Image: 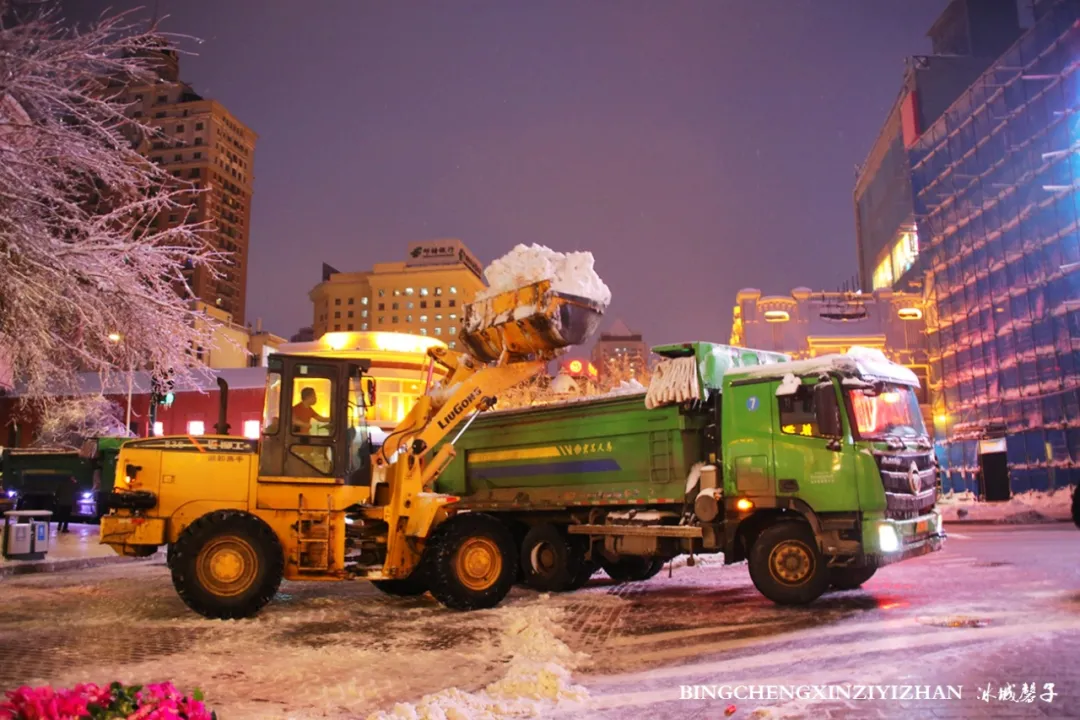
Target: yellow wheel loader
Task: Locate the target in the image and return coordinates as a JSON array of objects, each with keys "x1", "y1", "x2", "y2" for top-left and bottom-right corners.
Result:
[{"x1": 99, "y1": 280, "x2": 604, "y2": 619}]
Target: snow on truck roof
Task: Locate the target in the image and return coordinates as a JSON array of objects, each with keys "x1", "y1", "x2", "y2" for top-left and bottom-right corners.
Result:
[{"x1": 725, "y1": 347, "x2": 920, "y2": 387}]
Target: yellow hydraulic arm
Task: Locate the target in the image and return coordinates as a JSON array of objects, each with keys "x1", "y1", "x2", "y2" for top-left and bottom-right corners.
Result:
[{"x1": 364, "y1": 279, "x2": 606, "y2": 580}]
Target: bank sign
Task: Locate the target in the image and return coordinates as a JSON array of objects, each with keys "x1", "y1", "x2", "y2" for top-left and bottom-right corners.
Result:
[{"x1": 406, "y1": 240, "x2": 484, "y2": 279}]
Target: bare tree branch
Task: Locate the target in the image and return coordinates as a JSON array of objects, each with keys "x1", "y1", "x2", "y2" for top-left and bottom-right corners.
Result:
[{"x1": 0, "y1": 0, "x2": 223, "y2": 420}]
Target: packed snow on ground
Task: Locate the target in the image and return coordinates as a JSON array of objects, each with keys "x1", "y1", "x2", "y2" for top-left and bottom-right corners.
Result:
[
  {"x1": 366, "y1": 602, "x2": 588, "y2": 720},
  {"x1": 474, "y1": 244, "x2": 611, "y2": 307},
  {"x1": 937, "y1": 487, "x2": 1075, "y2": 522}
]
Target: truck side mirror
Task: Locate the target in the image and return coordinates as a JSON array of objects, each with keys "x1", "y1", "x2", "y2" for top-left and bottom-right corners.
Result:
[{"x1": 814, "y1": 382, "x2": 843, "y2": 440}]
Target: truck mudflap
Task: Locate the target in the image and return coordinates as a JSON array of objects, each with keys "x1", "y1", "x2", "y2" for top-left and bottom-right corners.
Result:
[{"x1": 863, "y1": 510, "x2": 945, "y2": 568}]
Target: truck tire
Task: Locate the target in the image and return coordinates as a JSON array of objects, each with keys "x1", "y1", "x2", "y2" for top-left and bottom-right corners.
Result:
[
  {"x1": 372, "y1": 569, "x2": 429, "y2": 597},
  {"x1": 169, "y1": 511, "x2": 284, "y2": 620},
  {"x1": 748, "y1": 521, "x2": 828, "y2": 606},
  {"x1": 600, "y1": 555, "x2": 665, "y2": 583},
  {"x1": 520, "y1": 524, "x2": 587, "y2": 592},
  {"x1": 424, "y1": 513, "x2": 517, "y2": 611},
  {"x1": 829, "y1": 565, "x2": 877, "y2": 590},
  {"x1": 565, "y1": 557, "x2": 597, "y2": 591}
]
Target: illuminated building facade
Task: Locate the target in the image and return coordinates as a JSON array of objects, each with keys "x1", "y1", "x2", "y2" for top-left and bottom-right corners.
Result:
[
  {"x1": 591, "y1": 319, "x2": 648, "y2": 380},
  {"x1": 731, "y1": 287, "x2": 931, "y2": 421},
  {"x1": 854, "y1": 0, "x2": 1021, "y2": 295},
  {"x1": 909, "y1": 0, "x2": 1080, "y2": 495},
  {"x1": 309, "y1": 239, "x2": 486, "y2": 345}
]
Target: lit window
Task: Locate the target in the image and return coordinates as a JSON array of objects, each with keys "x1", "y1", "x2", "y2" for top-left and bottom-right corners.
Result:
[
  {"x1": 420, "y1": 315, "x2": 428, "y2": 322},
  {"x1": 449, "y1": 342, "x2": 456, "y2": 349},
  {"x1": 435, "y1": 287, "x2": 443, "y2": 296},
  {"x1": 435, "y1": 327, "x2": 442, "y2": 335},
  {"x1": 393, "y1": 289, "x2": 401, "y2": 296},
  {"x1": 362, "y1": 297, "x2": 369, "y2": 305},
  {"x1": 420, "y1": 328, "x2": 428, "y2": 335},
  {"x1": 152, "y1": 422, "x2": 164, "y2": 436},
  {"x1": 187, "y1": 420, "x2": 205, "y2": 436},
  {"x1": 405, "y1": 287, "x2": 414, "y2": 295},
  {"x1": 420, "y1": 288, "x2": 429, "y2": 296},
  {"x1": 450, "y1": 286, "x2": 457, "y2": 294},
  {"x1": 406, "y1": 315, "x2": 413, "y2": 323},
  {"x1": 435, "y1": 314, "x2": 443, "y2": 321},
  {"x1": 449, "y1": 313, "x2": 457, "y2": 320},
  {"x1": 361, "y1": 310, "x2": 368, "y2": 318},
  {"x1": 362, "y1": 322, "x2": 368, "y2": 330},
  {"x1": 407, "y1": 301, "x2": 414, "y2": 309},
  {"x1": 243, "y1": 420, "x2": 260, "y2": 439},
  {"x1": 378, "y1": 289, "x2": 385, "y2": 297}
]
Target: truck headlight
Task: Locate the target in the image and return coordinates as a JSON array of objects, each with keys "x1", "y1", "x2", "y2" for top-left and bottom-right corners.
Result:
[
  {"x1": 878, "y1": 524, "x2": 900, "y2": 553},
  {"x1": 81, "y1": 492, "x2": 94, "y2": 501},
  {"x1": 6, "y1": 490, "x2": 15, "y2": 498}
]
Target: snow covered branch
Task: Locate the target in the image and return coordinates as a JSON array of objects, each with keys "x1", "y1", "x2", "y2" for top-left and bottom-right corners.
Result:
[
  {"x1": 0, "y1": 0, "x2": 223, "y2": 411},
  {"x1": 32, "y1": 393, "x2": 132, "y2": 448}
]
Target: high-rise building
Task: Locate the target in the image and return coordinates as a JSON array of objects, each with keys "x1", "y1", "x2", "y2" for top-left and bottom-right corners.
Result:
[
  {"x1": 309, "y1": 239, "x2": 487, "y2": 347},
  {"x1": 591, "y1": 319, "x2": 648, "y2": 379},
  {"x1": 121, "y1": 42, "x2": 257, "y2": 323},
  {"x1": 853, "y1": 0, "x2": 1020, "y2": 295},
  {"x1": 909, "y1": 0, "x2": 1080, "y2": 497}
]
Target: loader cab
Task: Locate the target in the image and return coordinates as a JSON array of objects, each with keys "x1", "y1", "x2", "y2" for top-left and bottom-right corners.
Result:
[{"x1": 258, "y1": 354, "x2": 375, "y2": 486}]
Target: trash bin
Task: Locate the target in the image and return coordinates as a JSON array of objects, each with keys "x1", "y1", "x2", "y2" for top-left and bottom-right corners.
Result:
[{"x1": 3, "y1": 510, "x2": 53, "y2": 560}]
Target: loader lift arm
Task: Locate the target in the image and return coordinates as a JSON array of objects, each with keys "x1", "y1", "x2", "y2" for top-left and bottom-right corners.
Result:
[{"x1": 362, "y1": 279, "x2": 606, "y2": 589}]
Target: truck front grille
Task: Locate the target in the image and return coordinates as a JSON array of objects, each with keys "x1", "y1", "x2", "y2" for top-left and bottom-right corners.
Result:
[{"x1": 873, "y1": 451, "x2": 937, "y2": 520}]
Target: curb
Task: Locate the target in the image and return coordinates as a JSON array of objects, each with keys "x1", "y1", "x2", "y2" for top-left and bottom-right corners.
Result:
[
  {"x1": 942, "y1": 517, "x2": 1072, "y2": 526},
  {"x1": 0, "y1": 551, "x2": 165, "y2": 579}
]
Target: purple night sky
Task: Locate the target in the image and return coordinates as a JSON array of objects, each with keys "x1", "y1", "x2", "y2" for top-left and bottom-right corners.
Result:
[{"x1": 64, "y1": 1, "x2": 971, "y2": 346}]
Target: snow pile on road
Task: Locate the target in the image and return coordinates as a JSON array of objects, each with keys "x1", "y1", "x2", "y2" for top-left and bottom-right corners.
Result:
[
  {"x1": 475, "y1": 244, "x2": 611, "y2": 307},
  {"x1": 367, "y1": 603, "x2": 588, "y2": 720},
  {"x1": 937, "y1": 488, "x2": 1074, "y2": 523}
]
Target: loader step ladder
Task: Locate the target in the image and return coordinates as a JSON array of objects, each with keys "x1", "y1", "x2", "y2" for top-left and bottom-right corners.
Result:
[{"x1": 296, "y1": 503, "x2": 333, "y2": 573}]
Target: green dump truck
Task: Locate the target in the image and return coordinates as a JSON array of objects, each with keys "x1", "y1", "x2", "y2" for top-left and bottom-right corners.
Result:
[
  {"x1": 433, "y1": 341, "x2": 944, "y2": 605},
  {"x1": 1, "y1": 437, "x2": 126, "y2": 520}
]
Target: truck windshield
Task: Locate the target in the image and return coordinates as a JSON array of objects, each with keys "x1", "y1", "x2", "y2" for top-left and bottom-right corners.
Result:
[{"x1": 847, "y1": 383, "x2": 926, "y2": 440}]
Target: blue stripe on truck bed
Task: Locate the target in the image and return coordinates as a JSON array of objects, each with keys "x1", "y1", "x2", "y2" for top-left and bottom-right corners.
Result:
[{"x1": 471, "y1": 458, "x2": 621, "y2": 480}]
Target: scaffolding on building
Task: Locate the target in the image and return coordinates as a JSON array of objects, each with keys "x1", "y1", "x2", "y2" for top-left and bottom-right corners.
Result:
[{"x1": 909, "y1": 0, "x2": 1080, "y2": 494}]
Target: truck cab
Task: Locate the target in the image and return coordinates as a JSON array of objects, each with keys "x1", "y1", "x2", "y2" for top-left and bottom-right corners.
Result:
[{"x1": 716, "y1": 349, "x2": 943, "y2": 600}]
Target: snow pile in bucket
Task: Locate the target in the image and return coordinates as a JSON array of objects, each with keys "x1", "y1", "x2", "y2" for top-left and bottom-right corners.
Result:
[
  {"x1": 475, "y1": 244, "x2": 611, "y2": 307},
  {"x1": 366, "y1": 603, "x2": 588, "y2": 720},
  {"x1": 596, "y1": 378, "x2": 646, "y2": 398}
]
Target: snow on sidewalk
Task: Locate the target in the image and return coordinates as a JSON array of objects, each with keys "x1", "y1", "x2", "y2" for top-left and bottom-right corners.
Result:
[{"x1": 937, "y1": 487, "x2": 1075, "y2": 523}]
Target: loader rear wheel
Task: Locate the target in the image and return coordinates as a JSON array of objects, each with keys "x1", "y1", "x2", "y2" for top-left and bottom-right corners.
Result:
[
  {"x1": 425, "y1": 514, "x2": 517, "y2": 611},
  {"x1": 748, "y1": 521, "x2": 828, "y2": 606},
  {"x1": 829, "y1": 565, "x2": 877, "y2": 590},
  {"x1": 520, "y1": 524, "x2": 588, "y2": 592},
  {"x1": 600, "y1": 555, "x2": 665, "y2": 583},
  {"x1": 170, "y1": 511, "x2": 284, "y2": 620}
]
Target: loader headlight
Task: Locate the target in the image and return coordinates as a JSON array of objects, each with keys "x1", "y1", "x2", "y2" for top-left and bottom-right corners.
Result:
[{"x1": 878, "y1": 524, "x2": 900, "y2": 553}]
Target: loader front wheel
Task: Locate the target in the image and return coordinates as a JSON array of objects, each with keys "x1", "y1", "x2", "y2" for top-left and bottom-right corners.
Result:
[
  {"x1": 829, "y1": 565, "x2": 877, "y2": 590},
  {"x1": 170, "y1": 511, "x2": 284, "y2": 620},
  {"x1": 425, "y1": 514, "x2": 517, "y2": 611}
]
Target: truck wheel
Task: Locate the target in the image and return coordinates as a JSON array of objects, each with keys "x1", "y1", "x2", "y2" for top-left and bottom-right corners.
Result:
[
  {"x1": 425, "y1": 513, "x2": 517, "y2": 611},
  {"x1": 748, "y1": 521, "x2": 828, "y2": 605},
  {"x1": 564, "y1": 556, "x2": 597, "y2": 591},
  {"x1": 829, "y1": 565, "x2": 877, "y2": 590},
  {"x1": 372, "y1": 570, "x2": 429, "y2": 597},
  {"x1": 520, "y1": 524, "x2": 587, "y2": 592},
  {"x1": 170, "y1": 511, "x2": 284, "y2": 620},
  {"x1": 600, "y1": 555, "x2": 665, "y2": 582}
]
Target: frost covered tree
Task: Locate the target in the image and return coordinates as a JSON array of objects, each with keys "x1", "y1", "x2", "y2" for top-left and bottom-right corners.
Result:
[
  {"x1": 32, "y1": 394, "x2": 132, "y2": 448},
  {"x1": 0, "y1": 1, "x2": 220, "y2": 413}
]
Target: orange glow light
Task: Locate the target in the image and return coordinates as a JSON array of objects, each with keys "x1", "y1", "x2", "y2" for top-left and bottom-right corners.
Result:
[
  {"x1": 568, "y1": 360, "x2": 583, "y2": 373},
  {"x1": 587, "y1": 362, "x2": 598, "y2": 377}
]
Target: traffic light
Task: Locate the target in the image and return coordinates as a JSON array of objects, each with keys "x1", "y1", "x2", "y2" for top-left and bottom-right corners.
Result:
[{"x1": 151, "y1": 369, "x2": 175, "y2": 407}]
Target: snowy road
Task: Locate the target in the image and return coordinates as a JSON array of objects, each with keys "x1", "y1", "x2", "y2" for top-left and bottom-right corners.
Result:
[{"x1": 1, "y1": 525, "x2": 1078, "y2": 719}]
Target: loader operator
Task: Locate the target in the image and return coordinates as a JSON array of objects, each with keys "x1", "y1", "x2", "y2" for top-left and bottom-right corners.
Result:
[{"x1": 292, "y1": 387, "x2": 330, "y2": 435}]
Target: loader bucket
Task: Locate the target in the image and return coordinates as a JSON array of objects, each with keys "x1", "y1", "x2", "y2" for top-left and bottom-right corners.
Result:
[{"x1": 459, "y1": 279, "x2": 606, "y2": 363}]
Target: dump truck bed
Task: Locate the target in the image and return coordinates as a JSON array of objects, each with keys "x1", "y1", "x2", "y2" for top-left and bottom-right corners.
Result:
[{"x1": 434, "y1": 393, "x2": 706, "y2": 509}]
